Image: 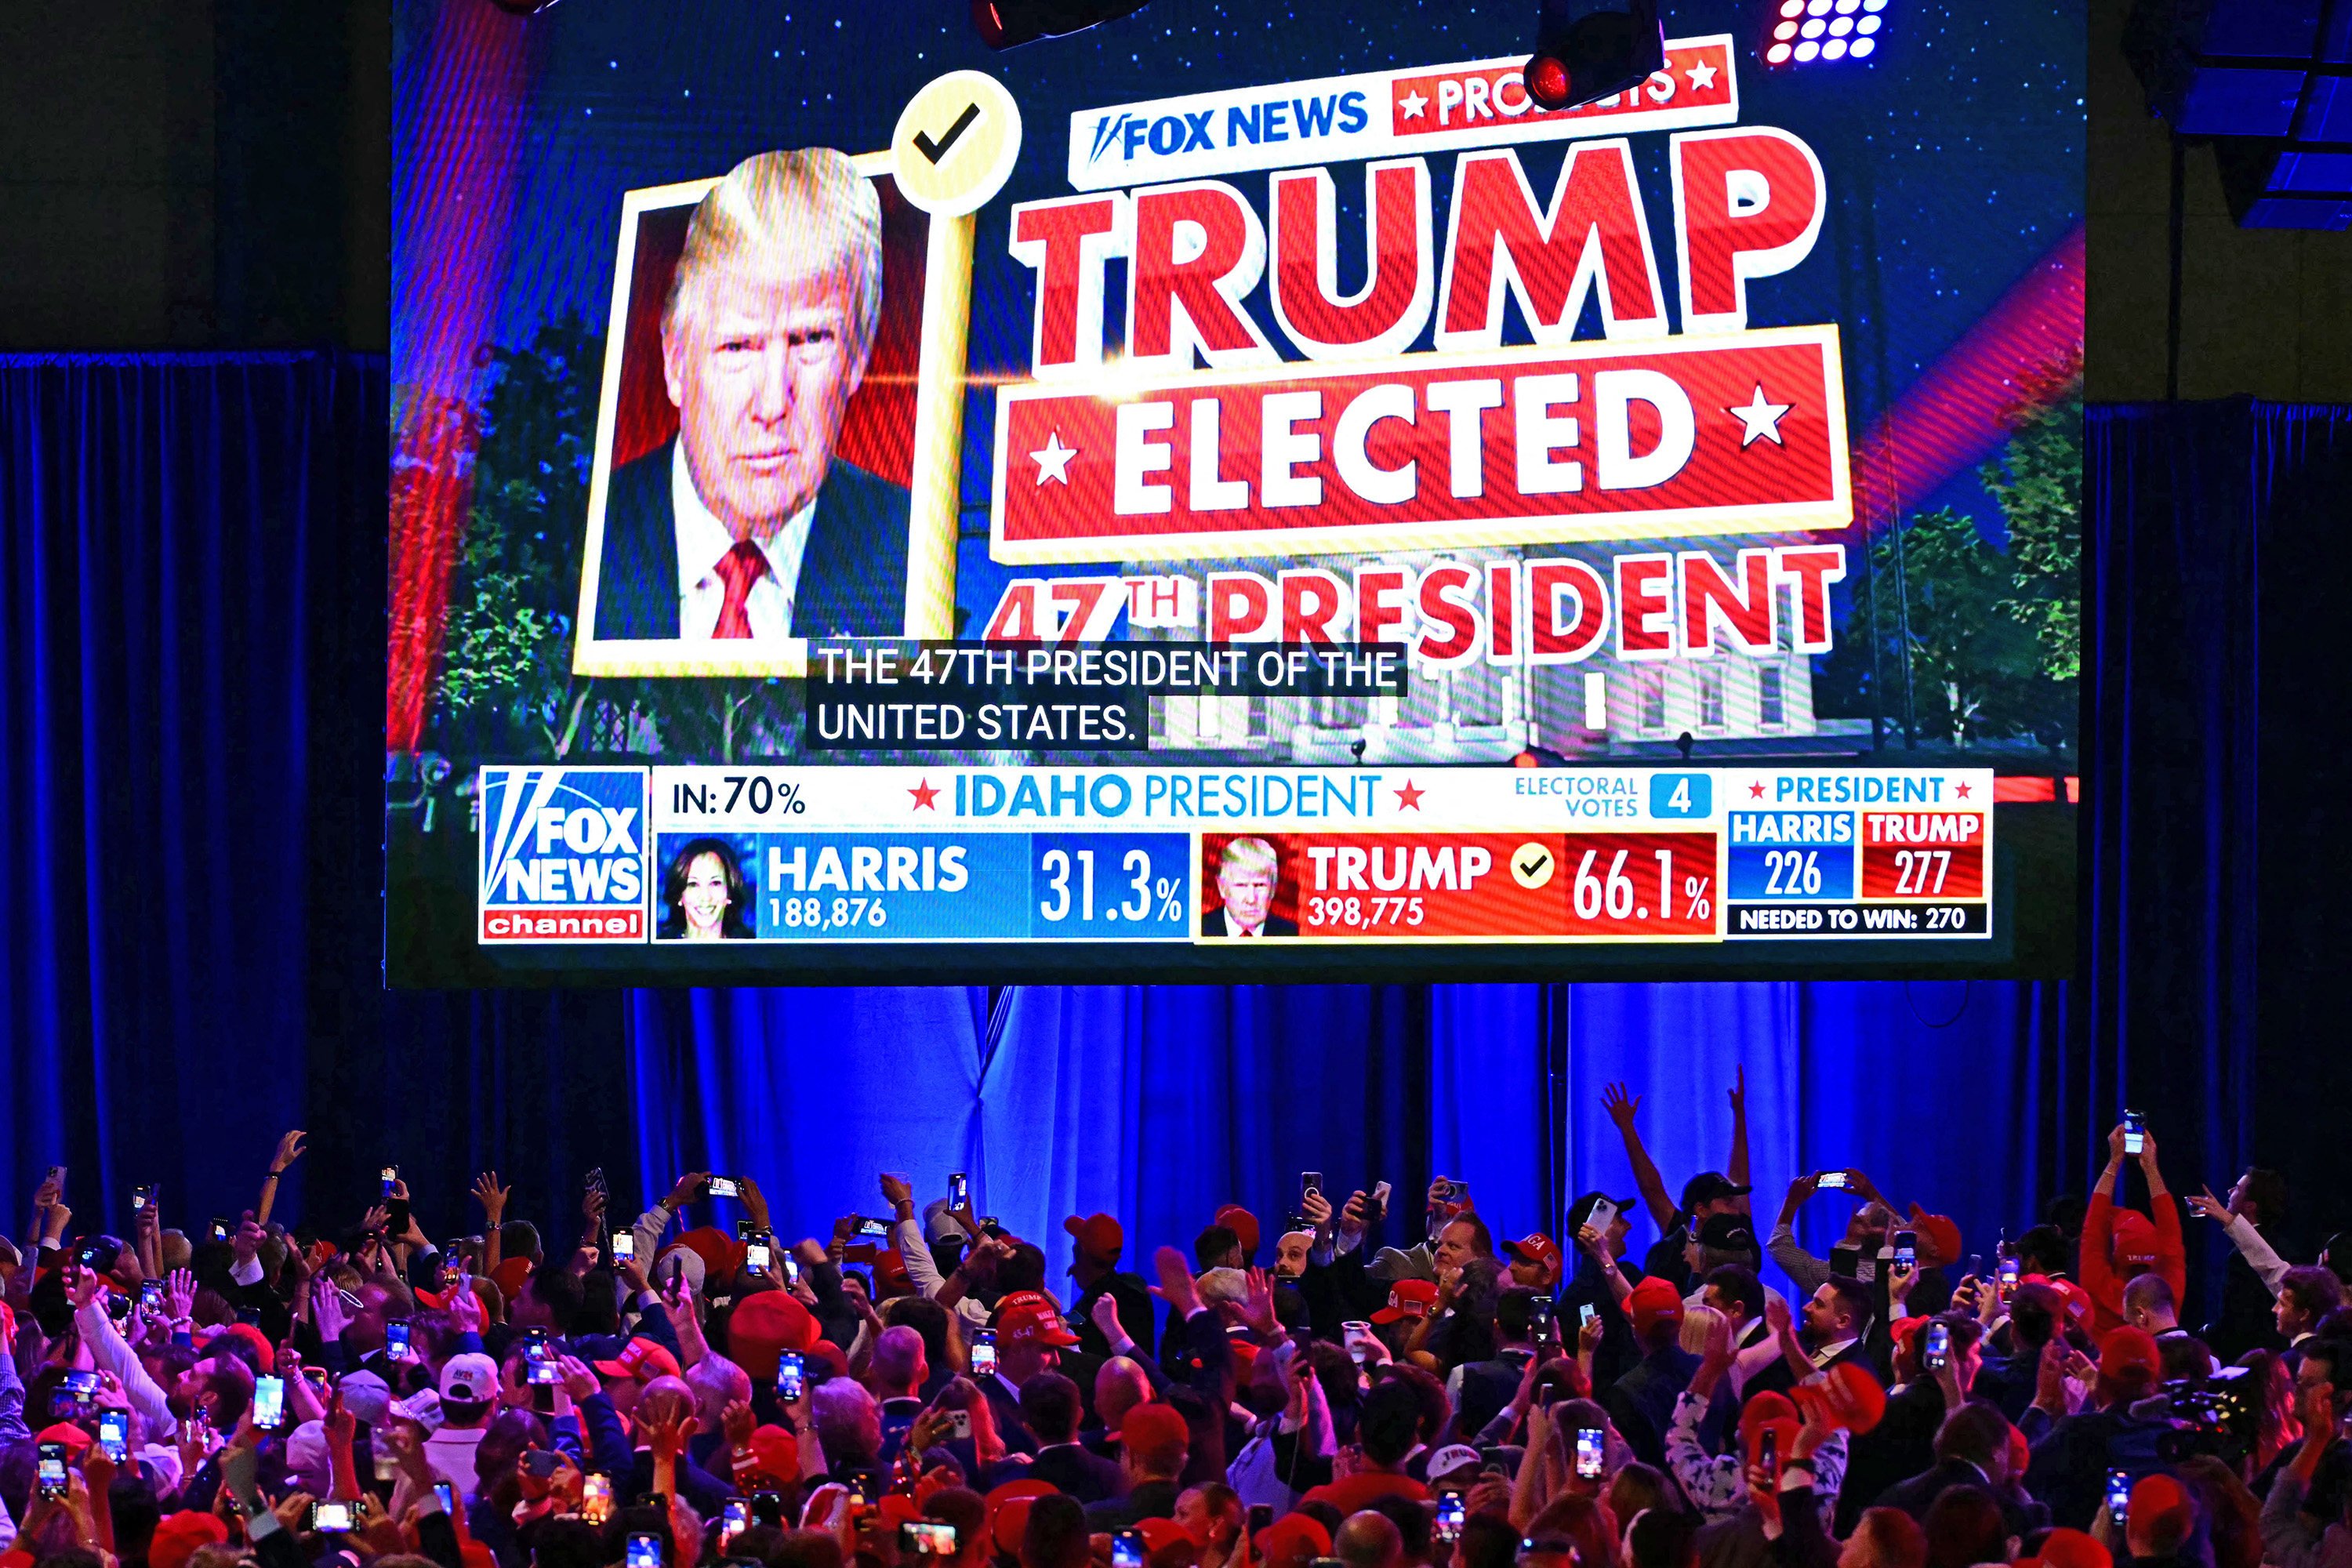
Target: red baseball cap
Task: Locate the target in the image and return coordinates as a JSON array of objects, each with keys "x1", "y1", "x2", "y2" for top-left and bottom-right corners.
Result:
[
  {"x1": 593, "y1": 1337, "x2": 684, "y2": 1381},
  {"x1": 998, "y1": 1296, "x2": 1080, "y2": 1348},
  {"x1": 2099, "y1": 1326, "x2": 2163, "y2": 1386},
  {"x1": 1214, "y1": 1205, "x2": 1261, "y2": 1254},
  {"x1": 1137, "y1": 1518, "x2": 1203, "y2": 1559},
  {"x1": 1255, "y1": 1514, "x2": 1333, "y2": 1568},
  {"x1": 36, "y1": 1422, "x2": 92, "y2": 1455},
  {"x1": 1796, "y1": 1360, "x2": 1888, "y2": 1435},
  {"x1": 1737, "y1": 1391, "x2": 1798, "y2": 1445},
  {"x1": 1627, "y1": 1276, "x2": 1686, "y2": 1337},
  {"x1": 1370, "y1": 1278, "x2": 1439, "y2": 1323},
  {"x1": 1065, "y1": 1213, "x2": 1124, "y2": 1265},
  {"x1": 150, "y1": 1512, "x2": 230, "y2": 1568},
  {"x1": 1907, "y1": 1206, "x2": 1964, "y2": 1267},
  {"x1": 991, "y1": 1498, "x2": 1038, "y2": 1558},
  {"x1": 728, "y1": 1290, "x2": 819, "y2": 1376},
  {"x1": 2130, "y1": 1475, "x2": 2193, "y2": 1537},
  {"x1": 2030, "y1": 1530, "x2": 2113, "y2": 1568},
  {"x1": 873, "y1": 1249, "x2": 914, "y2": 1294},
  {"x1": 676, "y1": 1225, "x2": 748, "y2": 1288},
  {"x1": 742, "y1": 1425, "x2": 800, "y2": 1486},
  {"x1": 1504, "y1": 1234, "x2": 1563, "y2": 1272},
  {"x1": 2111, "y1": 1211, "x2": 2161, "y2": 1266}
]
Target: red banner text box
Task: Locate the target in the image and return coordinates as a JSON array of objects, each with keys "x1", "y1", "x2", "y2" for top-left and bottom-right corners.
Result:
[{"x1": 993, "y1": 328, "x2": 1848, "y2": 564}]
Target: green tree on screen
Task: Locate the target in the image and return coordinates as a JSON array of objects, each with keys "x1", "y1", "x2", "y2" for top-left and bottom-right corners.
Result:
[
  {"x1": 1981, "y1": 390, "x2": 2082, "y2": 682},
  {"x1": 1815, "y1": 385, "x2": 2080, "y2": 749},
  {"x1": 426, "y1": 311, "x2": 789, "y2": 763},
  {"x1": 432, "y1": 310, "x2": 602, "y2": 757}
]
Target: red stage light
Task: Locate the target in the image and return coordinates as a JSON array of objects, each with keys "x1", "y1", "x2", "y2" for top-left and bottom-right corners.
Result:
[{"x1": 1524, "y1": 53, "x2": 1573, "y2": 108}]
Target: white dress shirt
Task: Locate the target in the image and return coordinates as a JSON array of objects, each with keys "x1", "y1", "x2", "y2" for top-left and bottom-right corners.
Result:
[{"x1": 672, "y1": 444, "x2": 817, "y2": 640}]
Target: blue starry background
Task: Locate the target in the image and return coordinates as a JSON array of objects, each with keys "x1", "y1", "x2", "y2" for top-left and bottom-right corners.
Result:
[{"x1": 396, "y1": 0, "x2": 2082, "y2": 610}]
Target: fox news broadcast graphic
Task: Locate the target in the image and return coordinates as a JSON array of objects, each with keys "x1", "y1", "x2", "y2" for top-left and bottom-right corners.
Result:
[
  {"x1": 470, "y1": 764, "x2": 1993, "y2": 954},
  {"x1": 387, "y1": 0, "x2": 2081, "y2": 985}
]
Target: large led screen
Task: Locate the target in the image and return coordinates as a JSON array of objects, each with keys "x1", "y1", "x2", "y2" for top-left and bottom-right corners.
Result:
[{"x1": 387, "y1": 0, "x2": 2083, "y2": 985}]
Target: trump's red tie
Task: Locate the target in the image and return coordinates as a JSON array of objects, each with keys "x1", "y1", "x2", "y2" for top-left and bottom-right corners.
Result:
[{"x1": 712, "y1": 539, "x2": 768, "y2": 639}]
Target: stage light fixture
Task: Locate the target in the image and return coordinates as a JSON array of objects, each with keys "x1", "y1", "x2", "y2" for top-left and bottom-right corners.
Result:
[
  {"x1": 486, "y1": 0, "x2": 562, "y2": 14},
  {"x1": 971, "y1": 0, "x2": 1152, "y2": 49},
  {"x1": 1523, "y1": 0, "x2": 1667, "y2": 111},
  {"x1": 1762, "y1": 0, "x2": 1882, "y2": 66}
]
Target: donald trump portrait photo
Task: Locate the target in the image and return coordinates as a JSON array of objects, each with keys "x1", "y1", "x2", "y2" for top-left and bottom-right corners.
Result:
[{"x1": 591, "y1": 148, "x2": 910, "y2": 648}]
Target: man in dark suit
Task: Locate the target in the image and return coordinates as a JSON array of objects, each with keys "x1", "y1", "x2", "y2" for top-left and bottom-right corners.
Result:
[
  {"x1": 1744, "y1": 1277, "x2": 1881, "y2": 1404},
  {"x1": 592, "y1": 147, "x2": 909, "y2": 647},
  {"x1": 1871, "y1": 1399, "x2": 2047, "y2": 1540},
  {"x1": 1202, "y1": 837, "x2": 1298, "y2": 937},
  {"x1": 1020, "y1": 1373, "x2": 1127, "y2": 1502}
]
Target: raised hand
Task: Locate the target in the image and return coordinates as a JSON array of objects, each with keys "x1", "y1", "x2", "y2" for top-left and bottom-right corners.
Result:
[
  {"x1": 557, "y1": 1353, "x2": 601, "y2": 1401},
  {"x1": 1090, "y1": 1289, "x2": 1127, "y2": 1345},
  {"x1": 66, "y1": 1261, "x2": 103, "y2": 1312},
  {"x1": 1300, "y1": 1188, "x2": 1334, "y2": 1230},
  {"x1": 1602, "y1": 1082, "x2": 1642, "y2": 1131},
  {"x1": 313, "y1": 1277, "x2": 352, "y2": 1341},
  {"x1": 722, "y1": 1397, "x2": 757, "y2": 1450},
  {"x1": 472, "y1": 1172, "x2": 509, "y2": 1223},
  {"x1": 879, "y1": 1172, "x2": 913, "y2": 1210},
  {"x1": 271, "y1": 1131, "x2": 309, "y2": 1174},
  {"x1": 1729, "y1": 1065, "x2": 1747, "y2": 1118},
  {"x1": 1700, "y1": 1303, "x2": 1734, "y2": 1372},
  {"x1": 1146, "y1": 1244, "x2": 1202, "y2": 1318},
  {"x1": 644, "y1": 1406, "x2": 700, "y2": 1463},
  {"x1": 446, "y1": 1272, "x2": 485, "y2": 1334},
  {"x1": 1238, "y1": 1267, "x2": 1279, "y2": 1338},
  {"x1": 740, "y1": 1175, "x2": 773, "y2": 1233},
  {"x1": 666, "y1": 1171, "x2": 710, "y2": 1211}
]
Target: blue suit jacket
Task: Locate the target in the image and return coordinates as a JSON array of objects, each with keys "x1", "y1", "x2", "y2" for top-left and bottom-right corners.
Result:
[{"x1": 593, "y1": 438, "x2": 912, "y2": 640}]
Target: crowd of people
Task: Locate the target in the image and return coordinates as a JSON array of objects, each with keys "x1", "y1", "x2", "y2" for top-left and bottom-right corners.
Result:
[{"x1": 2, "y1": 1087, "x2": 2348, "y2": 1568}]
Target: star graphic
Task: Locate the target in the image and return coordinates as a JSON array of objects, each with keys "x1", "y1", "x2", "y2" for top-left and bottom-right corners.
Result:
[
  {"x1": 1030, "y1": 430, "x2": 1077, "y2": 485},
  {"x1": 909, "y1": 778, "x2": 940, "y2": 811},
  {"x1": 1954, "y1": 781, "x2": 1973, "y2": 799},
  {"x1": 1727, "y1": 385, "x2": 1793, "y2": 448},
  {"x1": 1685, "y1": 60, "x2": 1719, "y2": 91},
  {"x1": 1398, "y1": 88, "x2": 1428, "y2": 119},
  {"x1": 1747, "y1": 780, "x2": 1767, "y2": 799},
  {"x1": 1395, "y1": 779, "x2": 1425, "y2": 810}
]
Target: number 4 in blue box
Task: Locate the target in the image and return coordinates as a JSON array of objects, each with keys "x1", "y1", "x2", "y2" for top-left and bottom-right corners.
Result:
[{"x1": 1650, "y1": 773, "x2": 1711, "y2": 819}]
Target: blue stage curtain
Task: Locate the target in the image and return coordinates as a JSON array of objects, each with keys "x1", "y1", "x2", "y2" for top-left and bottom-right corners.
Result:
[
  {"x1": 0, "y1": 353, "x2": 380, "y2": 1231},
  {"x1": 2085, "y1": 400, "x2": 2352, "y2": 1272},
  {"x1": 626, "y1": 978, "x2": 2056, "y2": 1306}
]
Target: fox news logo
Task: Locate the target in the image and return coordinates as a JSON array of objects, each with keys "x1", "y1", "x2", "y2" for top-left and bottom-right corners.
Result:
[
  {"x1": 478, "y1": 768, "x2": 648, "y2": 943},
  {"x1": 1083, "y1": 89, "x2": 1373, "y2": 165}
]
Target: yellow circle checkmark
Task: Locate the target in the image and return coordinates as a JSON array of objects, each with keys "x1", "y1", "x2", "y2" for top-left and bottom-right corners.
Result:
[
  {"x1": 890, "y1": 71, "x2": 1022, "y2": 217},
  {"x1": 1510, "y1": 842, "x2": 1556, "y2": 890}
]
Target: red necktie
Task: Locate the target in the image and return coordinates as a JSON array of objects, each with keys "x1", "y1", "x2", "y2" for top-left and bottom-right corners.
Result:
[{"x1": 712, "y1": 539, "x2": 768, "y2": 639}]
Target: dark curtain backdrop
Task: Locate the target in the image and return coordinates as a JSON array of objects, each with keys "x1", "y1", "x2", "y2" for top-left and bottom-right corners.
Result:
[
  {"x1": 0, "y1": 357, "x2": 2337, "y2": 1328},
  {"x1": 2085, "y1": 400, "x2": 2352, "y2": 1276}
]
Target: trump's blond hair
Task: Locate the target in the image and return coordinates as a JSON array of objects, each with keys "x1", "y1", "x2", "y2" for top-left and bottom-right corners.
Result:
[
  {"x1": 663, "y1": 148, "x2": 884, "y2": 358},
  {"x1": 1218, "y1": 837, "x2": 1279, "y2": 880}
]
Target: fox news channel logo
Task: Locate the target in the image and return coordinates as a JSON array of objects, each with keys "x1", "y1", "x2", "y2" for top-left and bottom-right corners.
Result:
[{"x1": 478, "y1": 768, "x2": 649, "y2": 943}]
